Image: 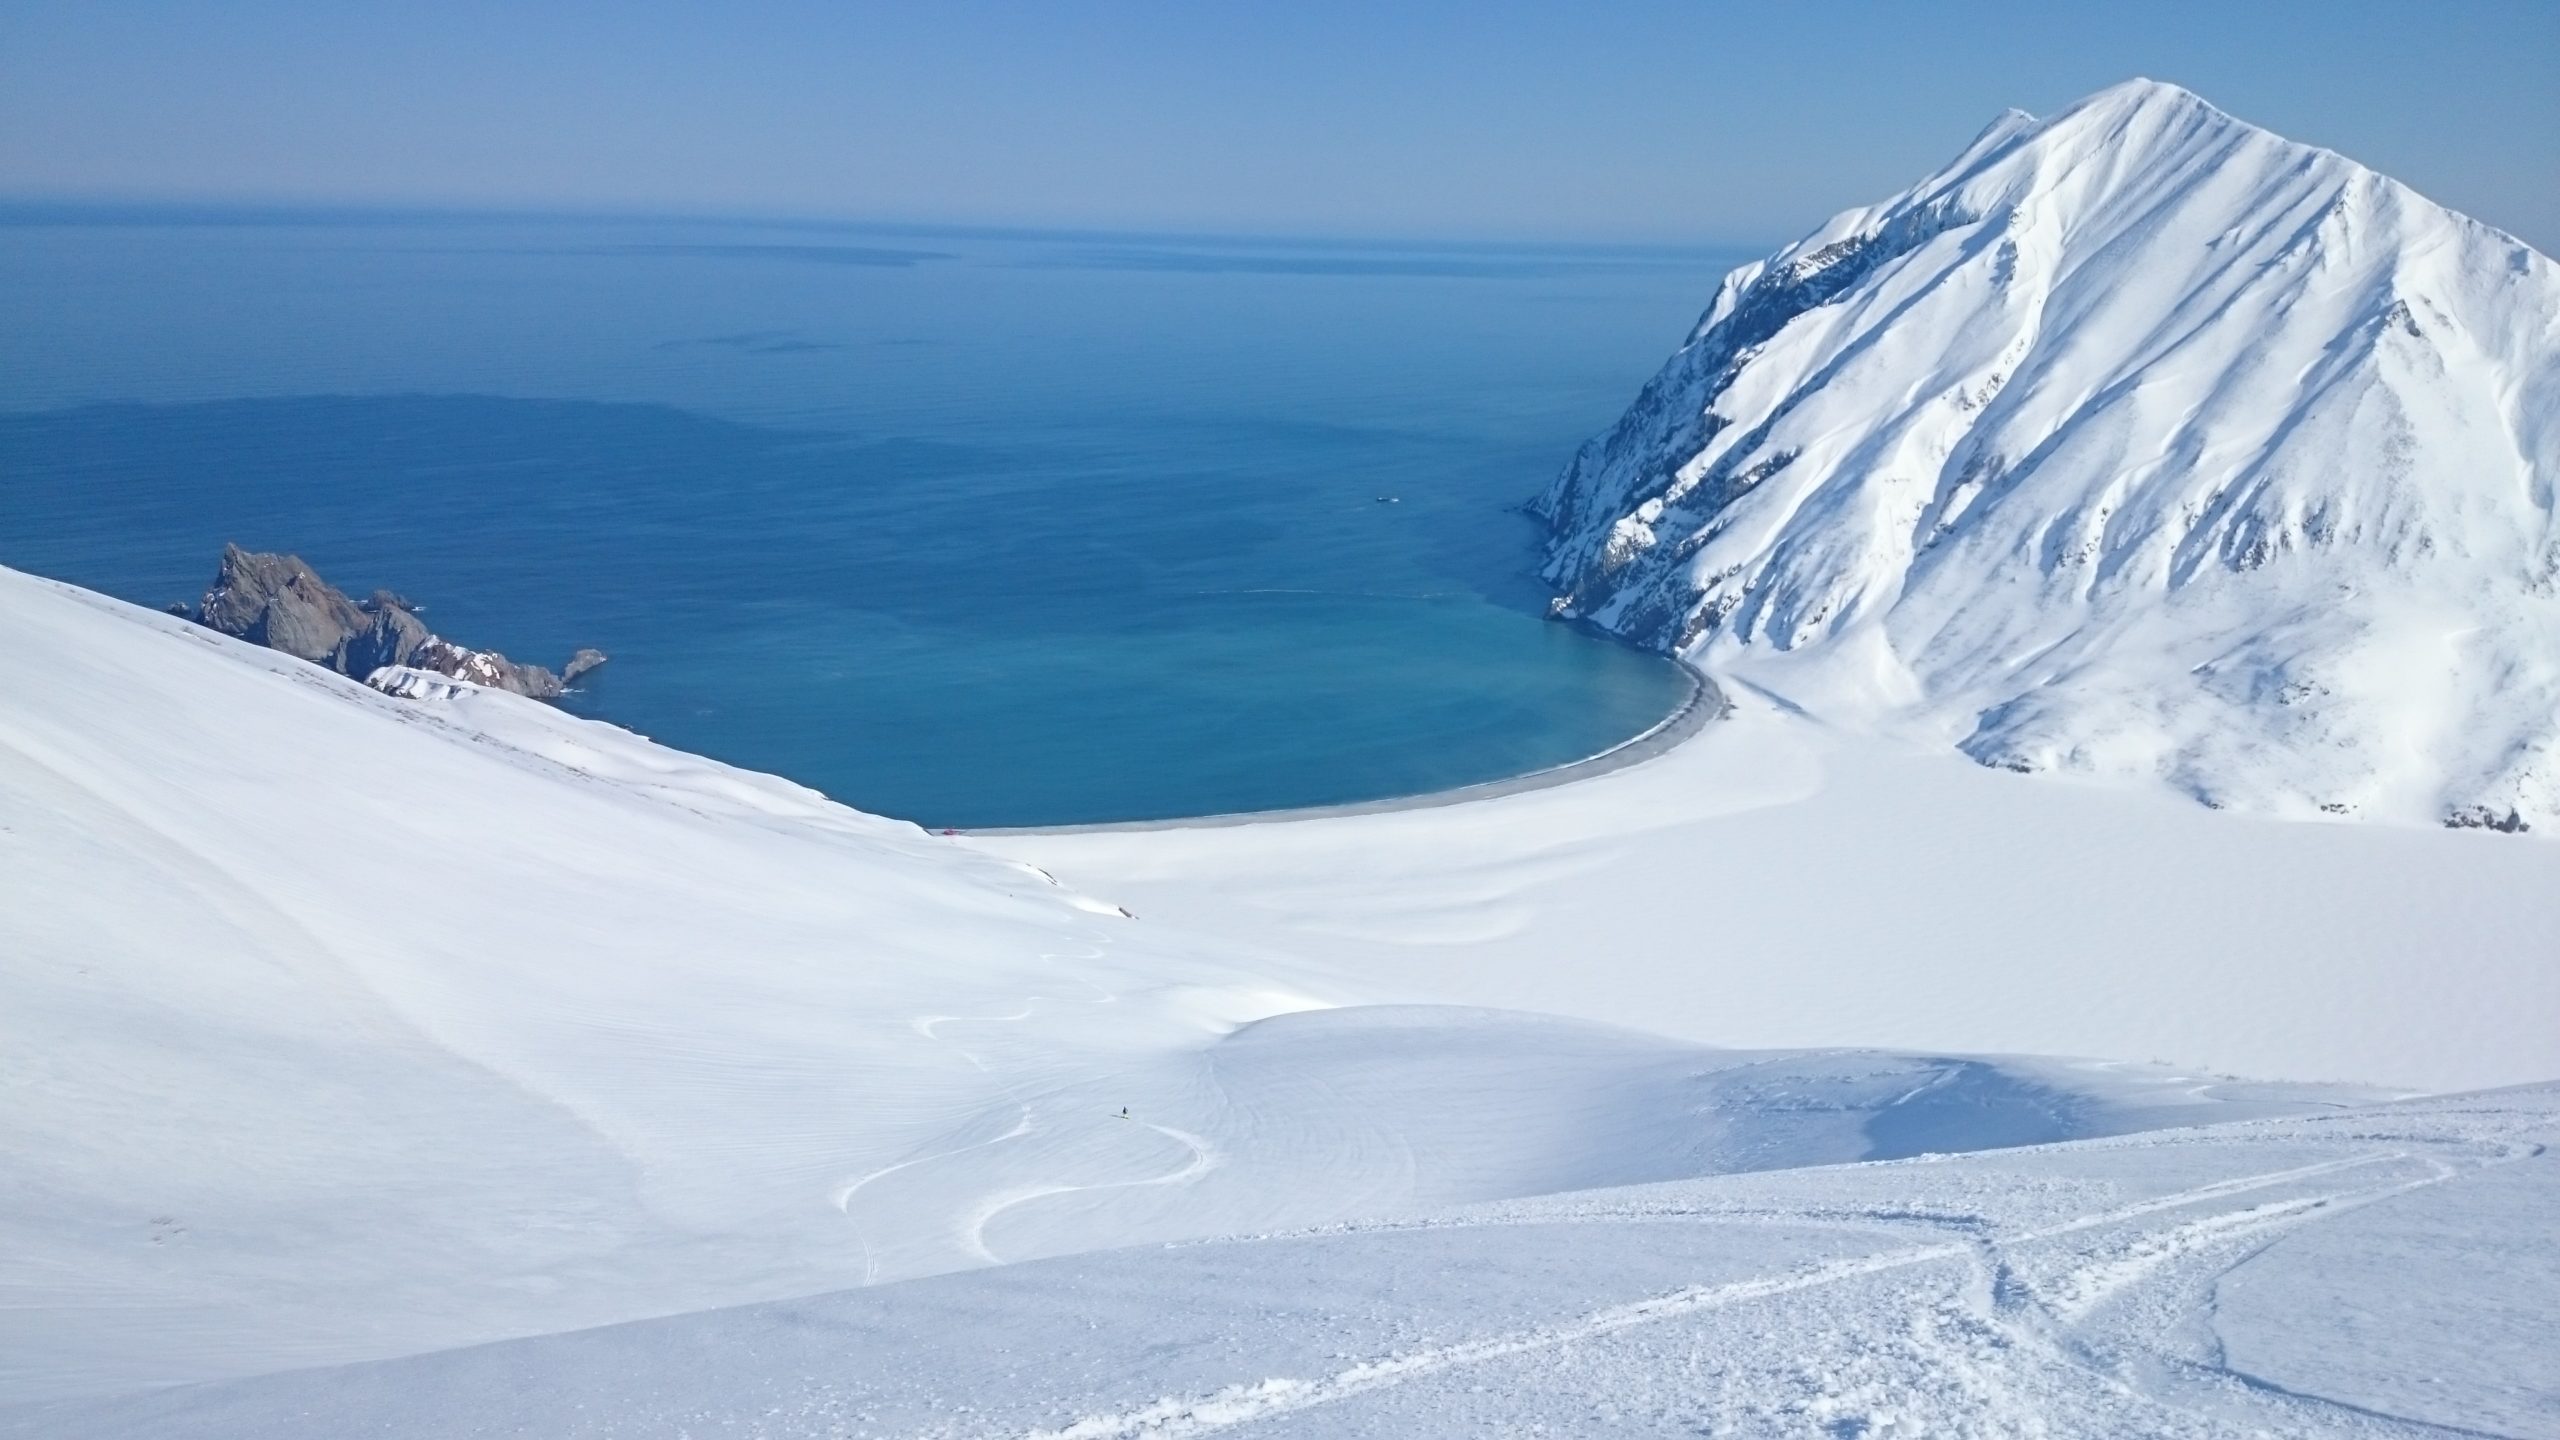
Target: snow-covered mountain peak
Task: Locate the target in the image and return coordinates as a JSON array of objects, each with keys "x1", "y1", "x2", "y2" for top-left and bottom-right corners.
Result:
[
  {"x1": 1536, "y1": 79, "x2": 2560, "y2": 831},
  {"x1": 2040, "y1": 74, "x2": 2229, "y2": 131},
  {"x1": 1950, "y1": 76, "x2": 2226, "y2": 178}
]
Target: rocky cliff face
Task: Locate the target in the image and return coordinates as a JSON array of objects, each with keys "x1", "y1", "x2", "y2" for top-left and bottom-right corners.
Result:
[
  {"x1": 190, "y1": 544, "x2": 604, "y2": 701},
  {"x1": 195, "y1": 547, "x2": 370, "y2": 666},
  {"x1": 1536, "y1": 79, "x2": 2560, "y2": 831}
]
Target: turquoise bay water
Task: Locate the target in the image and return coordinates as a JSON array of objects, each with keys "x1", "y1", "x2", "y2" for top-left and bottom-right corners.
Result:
[{"x1": 0, "y1": 212, "x2": 1744, "y2": 825}]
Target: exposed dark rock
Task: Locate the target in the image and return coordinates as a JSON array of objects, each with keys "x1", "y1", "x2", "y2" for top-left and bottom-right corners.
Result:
[
  {"x1": 339, "y1": 595, "x2": 431, "y2": 680},
  {"x1": 2443, "y1": 805, "x2": 2530, "y2": 834},
  {"x1": 186, "y1": 544, "x2": 606, "y2": 701},
  {"x1": 197, "y1": 545, "x2": 368, "y2": 664}
]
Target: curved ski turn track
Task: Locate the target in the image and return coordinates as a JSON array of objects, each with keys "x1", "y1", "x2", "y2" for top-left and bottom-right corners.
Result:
[{"x1": 828, "y1": 929, "x2": 1231, "y2": 1281}]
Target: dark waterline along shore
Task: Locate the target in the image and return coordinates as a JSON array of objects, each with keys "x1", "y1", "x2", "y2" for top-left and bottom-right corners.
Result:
[{"x1": 966, "y1": 660, "x2": 1723, "y2": 836}]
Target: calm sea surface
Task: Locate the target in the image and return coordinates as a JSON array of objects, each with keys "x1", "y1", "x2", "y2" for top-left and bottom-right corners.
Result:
[{"x1": 0, "y1": 210, "x2": 1746, "y2": 825}]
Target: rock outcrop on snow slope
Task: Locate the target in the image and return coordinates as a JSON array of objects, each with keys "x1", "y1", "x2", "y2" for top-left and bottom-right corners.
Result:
[
  {"x1": 190, "y1": 543, "x2": 606, "y2": 699},
  {"x1": 1535, "y1": 79, "x2": 2560, "y2": 830}
]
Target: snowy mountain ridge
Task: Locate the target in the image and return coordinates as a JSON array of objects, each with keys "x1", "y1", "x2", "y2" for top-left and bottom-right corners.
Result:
[{"x1": 1536, "y1": 78, "x2": 2560, "y2": 829}]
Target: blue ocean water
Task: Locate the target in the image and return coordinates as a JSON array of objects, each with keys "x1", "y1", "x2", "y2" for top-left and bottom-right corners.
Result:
[{"x1": 0, "y1": 210, "x2": 1746, "y2": 825}]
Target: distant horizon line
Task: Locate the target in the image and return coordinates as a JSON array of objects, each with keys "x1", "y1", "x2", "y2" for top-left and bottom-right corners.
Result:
[{"x1": 0, "y1": 192, "x2": 1778, "y2": 259}]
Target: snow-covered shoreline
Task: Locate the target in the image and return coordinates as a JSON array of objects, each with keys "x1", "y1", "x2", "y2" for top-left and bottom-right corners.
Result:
[{"x1": 980, "y1": 694, "x2": 2560, "y2": 1096}]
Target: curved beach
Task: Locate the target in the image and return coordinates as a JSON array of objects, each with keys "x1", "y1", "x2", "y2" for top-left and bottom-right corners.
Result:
[{"x1": 968, "y1": 659, "x2": 1725, "y2": 835}]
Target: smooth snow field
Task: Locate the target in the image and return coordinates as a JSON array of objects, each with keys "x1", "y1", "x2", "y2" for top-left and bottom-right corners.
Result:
[
  {"x1": 5, "y1": 561, "x2": 2556, "y2": 1437},
  {"x1": 983, "y1": 696, "x2": 2560, "y2": 1095}
]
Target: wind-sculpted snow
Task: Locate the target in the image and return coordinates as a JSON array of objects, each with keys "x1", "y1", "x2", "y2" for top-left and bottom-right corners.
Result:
[
  {"x1": 18, "y1": 1087, "x2": 2551, "y2": 1438},
  {"x1": 1537, "y1": 78, "x2": 2560, "y2": 830}
]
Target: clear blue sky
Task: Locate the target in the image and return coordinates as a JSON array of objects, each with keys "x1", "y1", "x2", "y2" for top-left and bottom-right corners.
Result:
[{"x1": 5, "y1": 1, "x2": 2554, "y2": 250}]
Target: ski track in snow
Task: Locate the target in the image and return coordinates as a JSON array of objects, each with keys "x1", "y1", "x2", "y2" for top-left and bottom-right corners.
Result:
[
  {"x1": 1006, "y1": 1139, "x2": 2526, "y2": 1439},
  {"x1": 833, "y1": 946, "x2": 1101, "y2": 1282},
  {"x1": 835, "y1": 938, "x2": 1224, "y2": 1277},
  {"x1": 1013, "y1": 1245, "x2": 1979, "y2": 1440},
  {"x1": 962, "y1": 1121, "x2": 1224, "y2": 1266}
]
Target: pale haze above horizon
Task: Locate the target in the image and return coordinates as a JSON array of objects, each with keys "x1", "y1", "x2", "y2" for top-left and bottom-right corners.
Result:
[{"x1": 5, "y1": 0, "x2": 2556, "y2": 252}]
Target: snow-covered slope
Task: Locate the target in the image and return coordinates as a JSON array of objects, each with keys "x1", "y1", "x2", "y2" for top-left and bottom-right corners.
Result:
[
  {"x1": 19, "y1": 1086, "x2": 2552, "y2": 1439},
  {"x1": 1536, "y1": 79, "x2": 2560, "y2": 829},
  {"x1": 5, "y1": 557, "x2": 2555, "y2": 1426},
  {"x1": 0, "y1": 565, "x2": 1302, "y2": 1398},
  {"x1": 994, "y1": 696, "x2": 2560, "y2": 1095},
  {"x1": 8, "y1": 564, "x2": 2422, "y2": 1408}
]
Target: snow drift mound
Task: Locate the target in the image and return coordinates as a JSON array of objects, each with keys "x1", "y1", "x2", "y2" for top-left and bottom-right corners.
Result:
[{"x1": 1536, "y1": 78, "x2": 2560, "y2": 830}]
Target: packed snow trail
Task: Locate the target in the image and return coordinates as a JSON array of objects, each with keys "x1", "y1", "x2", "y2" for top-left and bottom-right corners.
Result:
[
  {"x1": 1011, "y1": 1143, "x2": 2501, "y2": 1439},
  {"x1": 19, "y1": 1089, "x2": 2551, "y2": 1438},
  {"x1": 1011, "y1": 1246, "x2": 1981, "y2": 1440}
]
